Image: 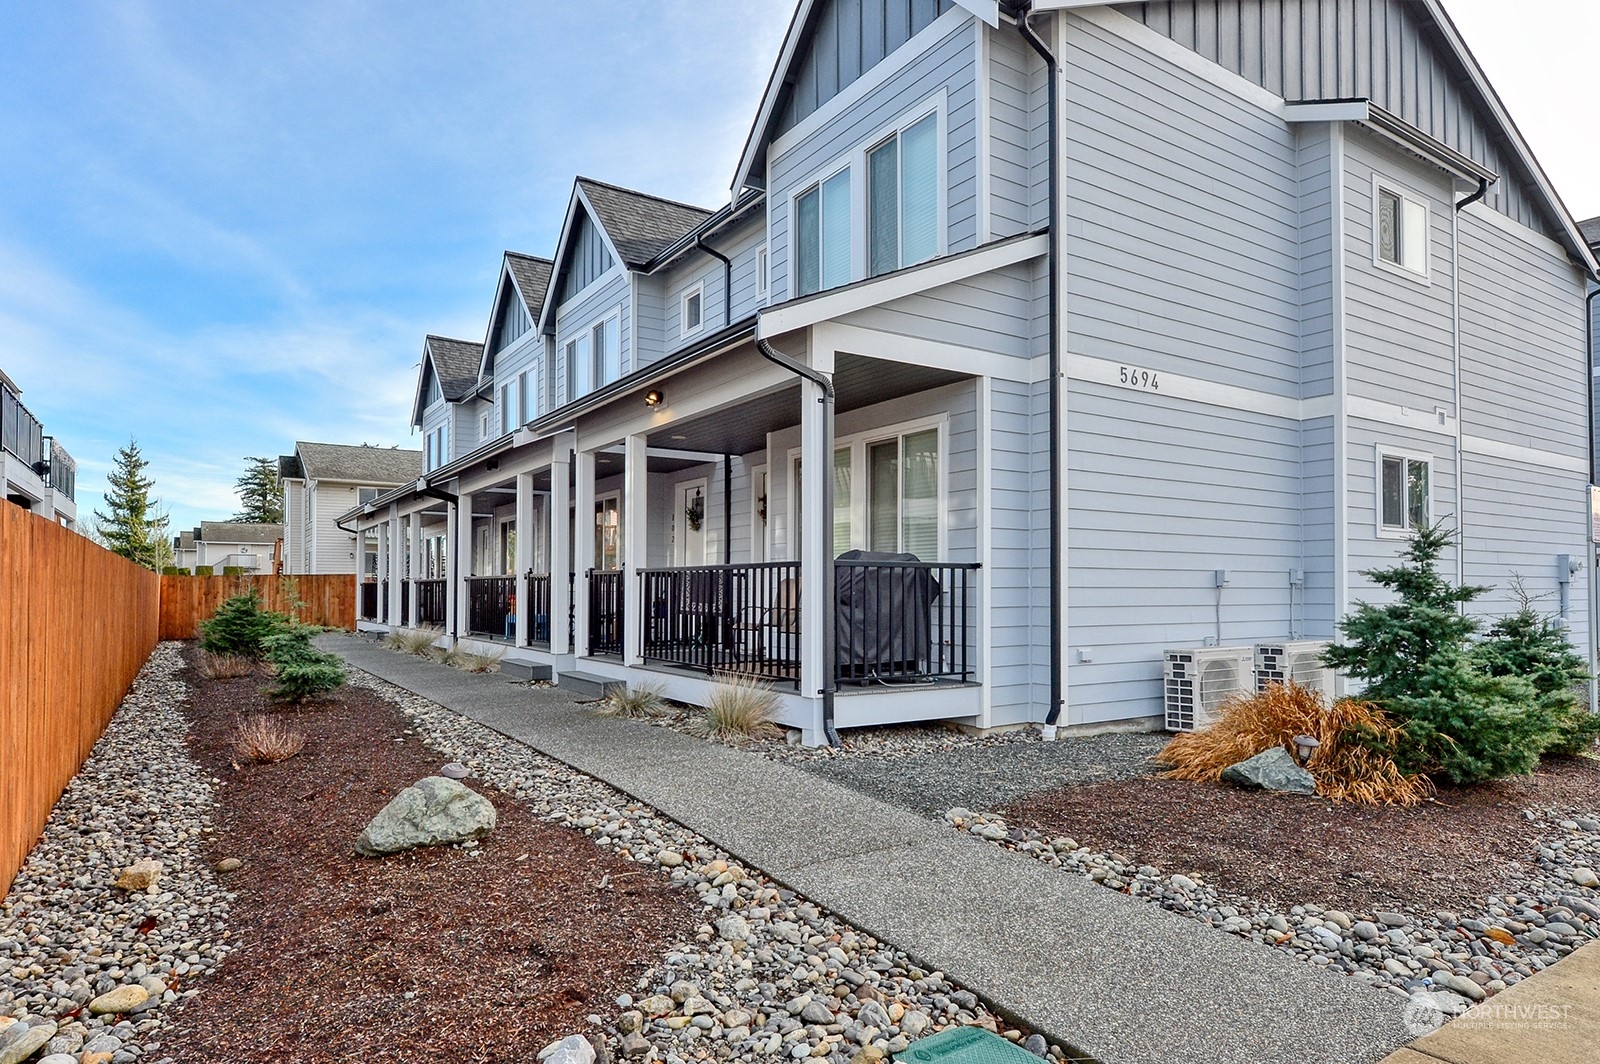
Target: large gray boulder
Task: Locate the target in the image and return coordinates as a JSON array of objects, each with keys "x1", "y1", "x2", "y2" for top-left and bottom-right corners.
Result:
[
  {"x1": 355, "y1": 776, "x2": 497, "y2": 856},
  {"x1": 1219, "y1": 747, "x2": 1317, "y2": 795}
]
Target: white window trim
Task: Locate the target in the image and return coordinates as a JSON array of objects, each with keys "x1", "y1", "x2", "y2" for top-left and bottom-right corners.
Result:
[
  {"x1": 756, "y1": 247, "x2": 769, "y2": 296},
  {"x1": 679, "y1": 282, "x2": 705, "y2": 339},
  {"x1": 1374, "y1": 444, "x2": 1434, "y2": 539},
  {"x1": 784, "y1": 411, "x2": 950, "y2": 561},
  {"x1": 786, "y1": 90, "x2": 949, "y2": 298},
  {"x1": 593, "y1": 306, "x2": 624, "y2": 389},
  {"x1": 1370, "y1": 172, "x2": 1431, "y2": 284}
]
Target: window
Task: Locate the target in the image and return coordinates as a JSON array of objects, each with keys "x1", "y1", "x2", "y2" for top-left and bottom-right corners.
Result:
[
  {"x1": 1379, "y1": 452, "x2": 1430, "y2": 533},
  {"x1": 595, "y1": 495, "x2": 621, "y2": 570},
  {"x1": 357, "y1": 487, "x2": 379, "y2": 506},
  {"x1": 757, "y1": 248, "x2": 768, "y2": 295},
  {"x1": 593, "y1": 313, "x2": 621, "y2": 388},
  {"x1": 500, "y1": 380, "x2": 516, "y2": 434},
  {"x1": 1375, "y1": 182, "x2": 1428, "y2": 276},
  {"x1": 868, "y1": 111, "x2": 939, "y2": 276},
  {"x1": 681, "y1": 284, "x2": 704, "y2": 336},
  {"x1": 480, "y1": 412, "x2": 490, "y2": 441},
  {"x1": 519, "y1": 368, "x2": 534, "y2": 423},
  {"x1": 565, "y1": 335, "x2": 590, "y2": 402},
  {"x1": 424, "y1": 424, "x2": 448, "y2": 471},
  {"x1": 795, "y1": 168, "x2": 852, "y2": 296},
  {"x1": 867, "y1": 428, "x2": 939, "y2": 556}
]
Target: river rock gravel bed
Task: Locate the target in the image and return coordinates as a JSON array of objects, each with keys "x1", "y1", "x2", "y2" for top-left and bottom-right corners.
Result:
[
  {"x1": 345, "y1": 669, "x2": 1066, "y2": 1063},
  {"x1": 948, "y1": 805, "x2": 1600, "y2": 1019},
  {"x1": 0, "y1": 642, "x2": 231, "y2": 1063}
]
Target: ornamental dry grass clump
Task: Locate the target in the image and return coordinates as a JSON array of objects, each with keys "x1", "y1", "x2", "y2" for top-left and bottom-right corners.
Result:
[
  {"x1": 690, "y1": 672, "x2": 780, "y2": 741},
  {"x1": 231, "y1": 714, "x2": 307, "y2": 764},
  {"x1": 444, "y1": 645, "x2": 503, "y2": 673},
  {"x1": 197, "y1": 651, "x2": 256, "y2": 680},
  {"x1": 386, "y1": 628, "x2": 441, "y2": 656},
  {"x1": 599, "y1": 682, "x2": 667, "y2": 718},
  {"x1": 1157, "y1": 682, "x2": 1433, "y2": 806}
]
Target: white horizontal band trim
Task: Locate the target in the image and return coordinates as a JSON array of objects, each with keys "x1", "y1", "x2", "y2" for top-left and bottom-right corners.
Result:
[
  {"x1": 1065, "y1": 353, "x2": 1320, "y2": 420},
  {"x1": 1347, "y1": 395, "x2": 1458, "y2": 438},
  {"x1": 1462, "y1": 434, "x2": 1589, "y2": 474}
]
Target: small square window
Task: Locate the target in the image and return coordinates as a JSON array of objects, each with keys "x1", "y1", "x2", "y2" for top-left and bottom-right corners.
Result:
[
  {"x1": 1375, "y1": 183, "x2": 1427, "y2": 276},
  {"x1": 682, "y1": 284, "x2": 704, "y2": 336},
  {"x1": 1380, "y1": 453, "x2": 1430, "y2": 532}
]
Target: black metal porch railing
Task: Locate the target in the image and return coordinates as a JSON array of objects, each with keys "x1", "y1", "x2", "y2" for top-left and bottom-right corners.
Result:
[
  {"x1": 587, "y1": 569, "x2": 624, "y2": 656},
  {"x1": 467, "y1": 576, "x2": 515, "y2": 639},
  {"x1": 401, "y1": 579, "x2": 410, "y2": 625},
  {"x1": 1, "y1": 381, "x2": 43, "y2": 474},
  {"x1": 524, "y1": 573, "x2": 552, "y2": 648},
  {"x1": 378, "y1": 579, "x2": 389, "y2": 623},
  {"x1": 639, "y1": 561, "x2": 801, "y2": 686},
  {"x1": 413, "y1": 578, "x2": 448, "y2": 626},
  {"x1": 47, "y1": 438, "x2": 75, "y2": 500},
  {"x1": 568, "y1": 572, "x2": 577, "y2": 650},
  {"x1": 359, "y1": 581, "x2": 379, "y2": 622},
  {"x1": 835, "y1": 559, "x2": 978, "y2": 685}
]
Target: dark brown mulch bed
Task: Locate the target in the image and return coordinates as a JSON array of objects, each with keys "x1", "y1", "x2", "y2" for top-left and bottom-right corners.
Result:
[
  {"x1": 1003, "y1": 757, "x2": 1600, "y2": 913},
  {"x1": 163, "y1": 646, "x2": 696, "y2": 1064}
]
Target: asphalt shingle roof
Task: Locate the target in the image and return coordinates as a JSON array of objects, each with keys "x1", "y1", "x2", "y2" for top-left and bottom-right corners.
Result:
[
  {"x1": 1580, "y1": 216, "x2": 1600, "y2": 251},
  {"x1": 577, "y1": 178, "x2": 714, "y2": 268},
  {"x1": 199, "y1": 521, "x2": 282, "y2": 545},
  {"x1": 505, "y1": 252, "x2": 554, "y2": 320},
  {"x1": 425, "y1": 336, "x2": 485, "y2": 401},
  {"x1": 292, "y1": 442, "x2": 422, "y2": 485}
]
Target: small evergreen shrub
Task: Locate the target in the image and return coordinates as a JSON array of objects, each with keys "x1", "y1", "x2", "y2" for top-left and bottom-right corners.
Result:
[
  {"x1": 199, "y1": 590, "x2": 287, "y2": 659},
  {"x1": 222, "y1": 565, "x2": 247, "y2": 576},
  {"x1": 262, "y1": 624, "x2": 348, "y2": 702},
  {"x1": 1477, "y1": 595, "x2": 1598, "y2": 757},
  {"x1": 1323, "y1": 523, "x2": 1554, "y2": 784},
  {"x1": 195, "y1": 565, "x2": 214, "y2": 576}
]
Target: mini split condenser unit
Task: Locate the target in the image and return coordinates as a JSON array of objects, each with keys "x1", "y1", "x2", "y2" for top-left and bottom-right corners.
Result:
[
  {"x1": 1163, "y1": 646, "x2": 1254, "y2": 732},
  {"x1": 1253, "y1": 641, "x2": 1339, "y2": 700}
]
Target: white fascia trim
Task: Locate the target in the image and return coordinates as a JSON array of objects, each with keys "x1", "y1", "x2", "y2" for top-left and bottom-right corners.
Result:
[
  {"x1": 1462, "y1": 434, "x2": 1589, "y2": 475},
  {"x1": 767, "y1": 7, "x2": 974, "y2": 166},
  {"x1": 758, "y1": 233, "x2": 1046, "y2": 338},
  {"x1": 1064, "y1": 353, "x2": 1324, "y2": 421},
  {"x1": 478, "y1": 263, "x2": 518, "y2": 381},
  {"x1": 1287, "y1": 101, "x2": 1498, "y2": 186},
  {"x1": 731, "y1": 0, "x2": 816, "y2": 195},
  {"x1": 952, "y1": 0, "x2": 998, "y2": 28},
  {"x1": 816, "y1": 321, "x2": 1042, "y2": 384},
  {"x1": 1077, "y1": 6, "x2": 1286, "y2": 118}
]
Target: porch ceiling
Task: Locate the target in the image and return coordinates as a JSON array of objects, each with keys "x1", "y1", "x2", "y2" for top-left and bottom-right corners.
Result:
[{"x1": 644, "y1": 354, "x2": 970, "y2": 456}]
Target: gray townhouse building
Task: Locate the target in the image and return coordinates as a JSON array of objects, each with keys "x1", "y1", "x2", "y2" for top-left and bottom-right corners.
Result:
[{"x1": 345, "y1": 0, "x2": 1599, "y2": 745}]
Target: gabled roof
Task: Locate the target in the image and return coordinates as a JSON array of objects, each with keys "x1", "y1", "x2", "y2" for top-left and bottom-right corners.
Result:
[
  {"x1": 577, "y1": 178, "x2": 713, "y2": 268},
  {"x1": 199, "y1": 521, "x2": 281, "y2": 545},
  {"x1": 480, "y1": 252, "x2": 554, "y2": 382},
  {"x1": 410, "y1": 334, "x2": 485, "y2": 425},
  {"x1": 173, "y1": 529, "x2": 195, "y2": 551},
  {"x1": 278, "y1": 454, "x2": 303, "y2": 481},
  {"x1": 291, "y1": 442, "x2": 423, "y2": 486},
  {"x1": 1580, "y1": 217, "x2": 1600, "y2": 252}
]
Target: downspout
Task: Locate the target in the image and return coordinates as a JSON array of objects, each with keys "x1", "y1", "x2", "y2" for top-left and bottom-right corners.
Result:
[
  {"x1": 1451, "y1": 179, "x2": 1482, "y2": 594},
  {"x1": 756, "y1": 336, "x2": 840, "y2": 747},
  {"x1": 696, "y1": 231, "x2": 734, "y2": 328},
  {"x1": 1015, "y1": 5, "x2": 1065, "y2": 734}
]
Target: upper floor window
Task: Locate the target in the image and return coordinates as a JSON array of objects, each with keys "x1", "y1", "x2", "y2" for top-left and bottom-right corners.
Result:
[
  {"x1": 795, "y1": 168, "x2": 852, "y2": 296},
  {"x1": 681, "y1": 283, "x2": 704, "y2": 337},
  {"x1": 868, "y1": 111, "x2": 938, "y2": 276},
  {"x1": 1375, "y1": 180, "x2": 1428, "y2": 278},
  {"x1": 565, "y1": 336, "x2": 589, "y2": 404},
  {"x1": 757, "y1": 248, "x2": 768, "y2": 295},
  {"x1": 593, "y1": 312, "x2": 621, "y2": 389},
  {"x1": 519, "y1": 368, "x2": 535, "y2": 423},
  {"x1": 425, "y1": 424, "x2": 447, "y2": 471},
  {"x1": 424, "y1": 370, "x2": 442, "y2": 407},
  {"x1": 500, "y1": 379, "x2": 517, "y2": 434},
  {"x1": 357, "y1": 487, "x2": 379, "y2": 506},
  {"x1": 1379, "y1": 450, "x2": 1430, "y2": 534}
]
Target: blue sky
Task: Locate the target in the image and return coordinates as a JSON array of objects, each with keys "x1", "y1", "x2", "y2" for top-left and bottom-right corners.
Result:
[{"x1": 2, "y1": 1, "x2": 1595, "y2": 537}]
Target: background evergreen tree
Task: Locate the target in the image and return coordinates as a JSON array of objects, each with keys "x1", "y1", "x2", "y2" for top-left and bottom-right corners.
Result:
[
  {"x1": 233, "y1": 456, "x2": 284, "y2": 524},
  {"x1": 93, "y1": 438, "x2": 172, "y2": 570},
  {"x1": 1476, "y1": 577, "x2": 1597, "y2": 756},
  {"x1": 1322, "y1": 523, "x2": 1552, "y2": 784}
]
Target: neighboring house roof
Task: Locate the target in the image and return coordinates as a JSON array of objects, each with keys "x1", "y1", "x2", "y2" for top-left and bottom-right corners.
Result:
[
  {"x1": 291, "y1": 441, "x2": 423, "y2": 485},
  {"x1": 173, "y1": 529, "x2": 195, "y2": 551},
  {"x1": 1580, "y1": 216, "x2": 1600, "y2": 252},
  {"x1": 199, "y1": 521, "x2": 282, "y2": 544},
  {"x1": 277, "y1": 454, "x2": 303, "y2": 481},
  {"x1": 410, "y1": 335, "x2": 485, "y2": 426},
  {"x1": 575, "y1": 178, "x2": 714, "y2": 268}
]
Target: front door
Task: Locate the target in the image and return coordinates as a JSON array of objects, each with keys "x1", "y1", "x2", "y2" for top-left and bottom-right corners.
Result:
[{"x1": 674, "y1": 478, "x2": 708, "y2": 566}]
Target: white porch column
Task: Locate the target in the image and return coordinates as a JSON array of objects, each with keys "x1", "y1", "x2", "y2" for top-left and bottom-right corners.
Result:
[
  {"x1": 456, "y1": 490, "x2": 475, "y2": 637},
  {"x1": 623, "y1": 433, "x2": 649, "y2": 666},
  {"x1": 407, "y1": 512, "x2": 423, "y2": 626},
  {"x1": 444, "y1": 499, "x2": 459, "y2": 636},
  {"x1": 375, "y1": 520, "x2": 389, "y2": 623},
  {"x1": 797, "y1": 375, "x2": 830, "y2": 744},
  {"x1": 550, "y1": 440, "x2": 573, "y2": 654},
  {"x1": 387, "y1": 506, "x2": 403, "y2": 626},
  {"x1": 573, "y1": 450, "x2": 596, "y2": 657},
  {"x1": 514, "y1": 471, "x2": 534, "y2": 646}
]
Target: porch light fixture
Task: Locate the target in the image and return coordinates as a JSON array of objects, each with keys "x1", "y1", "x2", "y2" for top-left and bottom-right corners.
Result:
[
  {"x1": 644, "y1": 389, "x2": 665, "y2": 407},
  {"x1": 1291, "y1": 735, "x2": 1321, "y2": 763}
]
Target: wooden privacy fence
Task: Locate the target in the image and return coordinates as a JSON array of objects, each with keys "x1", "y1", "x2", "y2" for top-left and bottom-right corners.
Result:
[
  {"x1": 157, "y1": 573, "x2": 356, "y2": 639},
  {"x1": 1, "y1": 505, "x2": 160, "y2": 893}
]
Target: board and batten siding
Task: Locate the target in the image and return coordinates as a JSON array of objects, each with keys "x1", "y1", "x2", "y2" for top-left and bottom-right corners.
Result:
[
  {"x1": 1062, "y1": 10, "x2": 1305, "y2": 399},
  {"x1": 558, "y1": 212, "x2": 616, "y2": 304},
  {"x1": 1122, "y1": 0, "x2": 1545, "y2": 231},
  {"x1": 767, "y1": 12, "x2": 979, "y2": 304}
]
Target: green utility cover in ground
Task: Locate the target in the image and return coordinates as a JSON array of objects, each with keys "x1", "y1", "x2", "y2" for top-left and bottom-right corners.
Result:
[{"x1": 893, "y1": 1027, "x2": 1043, "y2": 1063}]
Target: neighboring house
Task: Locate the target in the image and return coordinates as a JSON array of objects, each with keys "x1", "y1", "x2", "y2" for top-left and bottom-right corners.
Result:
[
  {"x1": 171, "y1": 521, "x2": 282, "y2": 572},
  {"x1": 346, "y1": 0, "x2": 1599, "y2": 745},
  {"x1": 278, "y1": 442, "x2": 422, "y2": 575},
  {"x1": 1, "y1": 366, "x2": 77, "y2": 529}
]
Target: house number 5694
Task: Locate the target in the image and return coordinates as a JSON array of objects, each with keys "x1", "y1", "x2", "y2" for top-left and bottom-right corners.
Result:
[{"x1": 1118, "y1": 366, "x2": 1158, "y2": 391}]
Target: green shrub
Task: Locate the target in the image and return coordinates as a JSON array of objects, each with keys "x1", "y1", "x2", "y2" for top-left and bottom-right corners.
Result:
[
  {"x1": 195, "y1": 565, "x2": 214, "y2": 576},
  {"x1": 222, "y1": 565, "x2": 246, "y2": 576},
  {"x1": 262, "y1": 624, "x2": 347, "y2": 703},
  {"x1": 1477, "y1": 597, "x2": 1597, "y2": 757},
  {"x1": 1323, "y1": 523, "x2": 1555, "y2": 784},
  {"x1": 161, "y1": 566, "x2": 185, "y2": 576},
  {"x1": 199, "y1": 590, "x2": 287, "y2": 659}
]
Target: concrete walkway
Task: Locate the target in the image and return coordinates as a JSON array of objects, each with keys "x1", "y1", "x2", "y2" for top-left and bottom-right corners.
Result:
[
  {"x1": 324, "y1": 634, "x2": 1411, "y2": 1064},
  {"x1": 1380, "y1": 940, "x2": 1600, "y2": 1064}
]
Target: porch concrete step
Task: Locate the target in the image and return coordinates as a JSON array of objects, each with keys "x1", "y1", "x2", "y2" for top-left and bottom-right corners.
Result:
[
  {"x1": 499, "y1": 659, "x2": 553, "y2": 682},
  {"x1": 556, "y1": 670, "x2": 625, "y2": 700}
]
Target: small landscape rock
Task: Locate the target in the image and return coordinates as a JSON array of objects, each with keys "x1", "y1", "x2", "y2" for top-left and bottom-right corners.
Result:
[
  {"x1": 537, "y1": 1035, "x2": 595, "y2": 1064},
  {"x1": 1569, "y1": 868, "x2": 1599, "y2": 889},
  {"x1": 0, "y1": 1020, "x2": 56, "y2": 1064},
  {"x1": 1219, "y1": 748, "x2": 1316, "y2": 795},
  {"x1": 214, "y1": 857, "x2": 242, "y2": 873},
  {"x1": 354, "y1": 776, "x2": 496, "y2": 856},
  {"x1": 88, "y1": 986, "x2": 150, "y2": 1015},
  {"x1": 113, "y1": 859, "x2": 163, "y2": 891},
  {"x1": 439, "y1": 762, "x2": 470, "y2": 780}
]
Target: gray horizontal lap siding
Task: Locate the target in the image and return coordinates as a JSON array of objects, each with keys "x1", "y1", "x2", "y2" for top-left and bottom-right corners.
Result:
[
  {"x1": 1298, "y1": 123, "x2": 1334, "y2": 399},
  {"x1": 1340, "y1": 129, "x2": 1457, "y2": 412},
  {"x1": 1344, "y1": 419, "x2": 1458, "y2": 599},
  {"x1": 768, "y1": 16, "x2": 978, "y2": 304},
  {"x1": 989, "y1": 377, "x2": 1046, "y2": 725},
  {"x1": 554, "y1": 272, "x2": 631, "y2": 404},
  {"x1": 986, "y1": 23, "x2": 1047, "y2": 239},
  {"x1": 723, "y1": 220, "x2": 770, "y2": 323},
  {"x1": 1299, "y1": 416, "x2": 1336, "y2": 638},
  {"x1": 1067, "y1": 388, "x2": 1304, "y2": 725},
  {"x1": 839, "y1": 262, "x2": 1035, "y2": 357},
  {"x1": 634, "y1": 278, "x2": 668, "y2": 369},
  {"x1": 1063, "y1": 12, "x2": 1304, "y2": 398},
  {"x1": 1461, "y1": 454, "x2": 1589, "y2": 637},
  {"x1": 1123, "y1": 0, "x2": 1543, "y2": 230}
]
